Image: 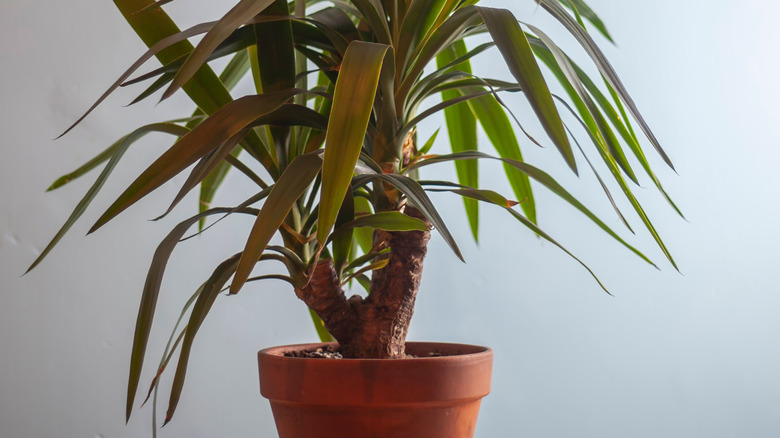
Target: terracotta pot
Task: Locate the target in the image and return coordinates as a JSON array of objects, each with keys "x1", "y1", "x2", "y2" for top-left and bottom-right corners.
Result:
[{"x1": 258, "y1": 342, "x2": 493, "y2": 438}]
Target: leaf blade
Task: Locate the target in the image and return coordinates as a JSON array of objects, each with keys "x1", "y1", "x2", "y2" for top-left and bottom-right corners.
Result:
[
  {"x1": 318, "y1": 41, "x2": 390, "y2": 244},
  {"x1": 477, "y1": 6, "x2": 577, "y2": 173},
  {"x1": 231, "y1": 153, "x2": 323, "y2": 294}
]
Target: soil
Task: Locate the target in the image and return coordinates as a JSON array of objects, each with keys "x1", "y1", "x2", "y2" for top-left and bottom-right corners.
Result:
[
  {"x1": 284, "y1": 345, "x2": 344, "y2": 359},
  {"x1": 283, "y1": 346, "x2": 461, "y2": 359}
]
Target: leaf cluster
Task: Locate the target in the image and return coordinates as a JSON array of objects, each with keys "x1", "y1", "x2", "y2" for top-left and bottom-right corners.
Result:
[{"x1": 30, "y1": 0, "x2": 680, "y2": 428}]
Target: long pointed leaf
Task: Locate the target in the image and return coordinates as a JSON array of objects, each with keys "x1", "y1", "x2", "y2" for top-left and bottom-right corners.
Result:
[
  {"x1": 353, "y1": 173, "x2": 464, "y2": 261},
  {"x1": 559, "y1": 0, "x2": 614, "y2": 43},
  {"x1": 318, "y1": 42, "x2": 390, "y2": 243},
  {"x1": 165, "y1": 253, "x2": 242, "y2": 424},
  {"x1": 436, "y1": 40, "x2": 480, "y2": 241},
  {"x1": 527, "y1": 24, "x2": 638, "y2": 184},
  {"x1": 409, "y1": 150, "x2": 655, "y2": 266},
  {"x1": 59, "y1": 21, "x2": 214, "y2": 137},
  {"x1": 476, "y1": 6, "x2": 577, "y2": 173},
  {"x1": 231, "y1": 152, "x2": 323, "y2": 294},
  {"x1": 90, "y1": 90, "x2": 296, "y2": 233},
  {"x1": 162, "y1": 0, "x2": 276, "y2": 100},
  {"x1": 28, "y1": 123, "x2": 189, "y2": 274},
  {"x1": 538, "y1": 0, "x2": 675, "y2": 170},
  {"x1": 126, "y1": 207, "x2": 258, "y2": 421}
]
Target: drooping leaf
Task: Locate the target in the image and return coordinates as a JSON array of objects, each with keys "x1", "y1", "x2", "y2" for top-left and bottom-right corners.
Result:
[
  {"x1": 165, "y1": 253, "x2": 242, "y2": 424},
  {"x1": 476, "y1": 6, "x2": 577, "y2": 173},
  {"x1": 527, "y1": 24, "x2": 638, "y2": 184},
  {"x1": 28, "y1": 123, "x2": 189, "y2": 274},
  {"x1": 353, "y1": 173, "x2": 463, "y2": 261},
  {"x1": 58, "y1": 21, "x2": 215, "y2": 137},
  {"x1": 466, "y1": 92, "x2": 536, "y2": 223},
  {"x1": 122, "y1": 26, "x2": 254, "y2": 88},
  {"x1": 538, "y1": 0, "x2": 675, "y2": 170},
  {"x1": 113, "y1": 0, "x2": 270, "y2": 171},
  {"x1": 231, "y1": 152, "x2": 323, "y2": 294},
  {"x1": 198, "y1": 48, "x2": 254, "y2": 228},
  {"x1": 553, "y1": 98, "x2": 678, "y2": 269},
  {"x1": 559, "y1": 0, "x2": 615, "y2": 43},
  {"x1": 90, "y1": 90, "x2": 297, "y2": 233},
  {"x1": 409, "y1": 151, "x2": 656, "y2": 266},
  {"x1": 161, "y1": 104, "x2": 327, "y2": 221},
  {"x1": 162, "y1": 0, "x2": 277, "y2": 100},
  {"x1": 126, "y1": 206, "x2": 259, "y2": 422},
  {"x1": 436, "y1": 40, "x2": 480, "y2": 241},
  {"x1": 331, "y1": 211, "x2": 430, "y2": 241}
]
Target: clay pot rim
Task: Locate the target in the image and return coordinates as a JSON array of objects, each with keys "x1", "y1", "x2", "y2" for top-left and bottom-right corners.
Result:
[{"x1": 259, "y1": 341, "x2": 492, "y2": 362}]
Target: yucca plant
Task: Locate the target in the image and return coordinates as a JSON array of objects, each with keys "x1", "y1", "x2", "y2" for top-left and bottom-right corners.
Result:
[{"x1": 29, "y1": 0, "x2": 680, "y2": 428}]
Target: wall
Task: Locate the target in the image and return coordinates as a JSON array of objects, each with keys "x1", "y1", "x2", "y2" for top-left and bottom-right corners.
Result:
[{"x1": 1, "y1": 1, "x2": 778, "y2": 437}]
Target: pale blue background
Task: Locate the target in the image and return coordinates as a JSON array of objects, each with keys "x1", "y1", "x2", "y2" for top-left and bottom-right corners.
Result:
[{"x1": 1, "y1": 1, "x2": 778, "y2": 437}]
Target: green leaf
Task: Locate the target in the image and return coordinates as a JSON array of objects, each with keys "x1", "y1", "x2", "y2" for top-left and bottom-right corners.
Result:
[
  {"x1": 27, "y1": 123, "x2": 189, "y2": 275},
  {"x1": 353, "y1": 195, "x2": 374, "y2": 254},
  {"x1": 161, "y1": 104, "x2": 326, "y2": 221},
  {"x1": 122, "y1": 26, "x2": 254, "y2": 89},
  {"x1": 162, "y1": 0, "x2": 276, "y2": 100},
  {"x1": 476, "y1": 6, "x2": 577, "y2": 173},
  {"x1": 435, "y1": 185, "x2": 612, "y2": 293},
  {"x1": 538, "y1": 0, "x2": 675, "y2": 171},
  {"x1": 344, "y1": 247, "x2": 391, "y2": 274},
  {"x1": 332, "y1": 186, "x2": 355, "y2": 276},
  {"x1": 353, "y1": 173, "x2": 463, "y2": 261},
  {"x1": 342, "y1": 258, "x2": 389, "y2": 284},
  {"x1": 526, "y1": 24, "x2": 638, "y2": 184},
  {"x1": 466, "y1": 92, "x2": 537, "y2": 223},
  {"x1": 126, "y1": 206, "x2": 259, "y2": 422},
  {"x1": 198, "y1": 49, "x2": 253, "y2": 228},
  {"x1": 553, "y1": 98, "x2": 678, "y2": 269},
  {"x1": 231, "y1": 152, "x2": 323, "y2": 294},
  {"x1": 254, "y1": 0, "x2": 296, "y2": 169},
  {"x1": 113, "y1": 0, "x2": 271, "y2": 173},
  {"x1": 349, "y1": 0, "x2": 392, "y2": 44},
  {"x1": 559, "y1": 0, "x2": 615, "y2": 43},
  {"x1": 333, "y1": 211, "x2": 430, "y2": 238},
  {"x1": 573, "y1": 63, "x2": 684, "y2": 217},
  {"x1": 59, "y1": 21, "x2": 214, "y2": 137},
  {"x1": 409, "y1": 151, "x2": 656, "y2": 266},
  {"x1": 165, "y1": 253, "x2": 242, "y2": 424},
  {"x1": 436, "y1": 40, "x2": 480, "y2": 241},
  {"x1": 47, "y1": 117, "x2": 201, "y2": 191},
  {"x1": 317, "y1": 41, "x2": 390, "y2": 244},
  {"x1": 397, "y1": 0, "x2": 447, "y2": 73},
  {"x1": 417, "y1": 128, "x2": 440, "y2": 156},
  {"x1": 505, "y1": 208, "x2": 610, "y2": 293},
  {"x1": 90, "y1": 90, "x2": 296, "y2": 233},
  {"x1": 397, "y1": 6, "x2": 481, "y2": 106},
  {"x1": 309, "y1": 309, "x2": 335, "y2": 342},
  {"x1": 410, "y1": 42, "x2": 495, "y2": 110}
]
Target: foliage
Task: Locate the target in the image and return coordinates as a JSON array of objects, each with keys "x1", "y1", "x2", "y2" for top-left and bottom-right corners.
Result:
[{"x1": 30, "y1": 0, "x2": 679, "y2": 429}]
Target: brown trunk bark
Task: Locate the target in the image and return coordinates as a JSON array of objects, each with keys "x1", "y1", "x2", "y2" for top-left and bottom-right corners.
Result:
[{"x1": 294, "y1": 207, "x2": 431, "y2": 359}]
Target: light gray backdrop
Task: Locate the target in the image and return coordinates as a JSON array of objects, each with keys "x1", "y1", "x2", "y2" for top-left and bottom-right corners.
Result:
[{"x1": 2, "y1": 0, "x2": 778, "y2": 437}]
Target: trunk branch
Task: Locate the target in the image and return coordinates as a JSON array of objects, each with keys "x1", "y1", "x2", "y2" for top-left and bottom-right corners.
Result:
[
  {"x1": 297, "y1": 207, "x2": 431, "y2": 359},
  {"x1": 294, "y1": 260, "x2": 355, "y2": 345},
  {"x1": 342, "y1": 206, "x2": 431, "y2": 358}
]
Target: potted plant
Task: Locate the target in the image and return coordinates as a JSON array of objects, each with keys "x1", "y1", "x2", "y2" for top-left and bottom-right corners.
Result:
[{"x1": 28, "y1": 0, "x2": 680, "y2": 436}]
